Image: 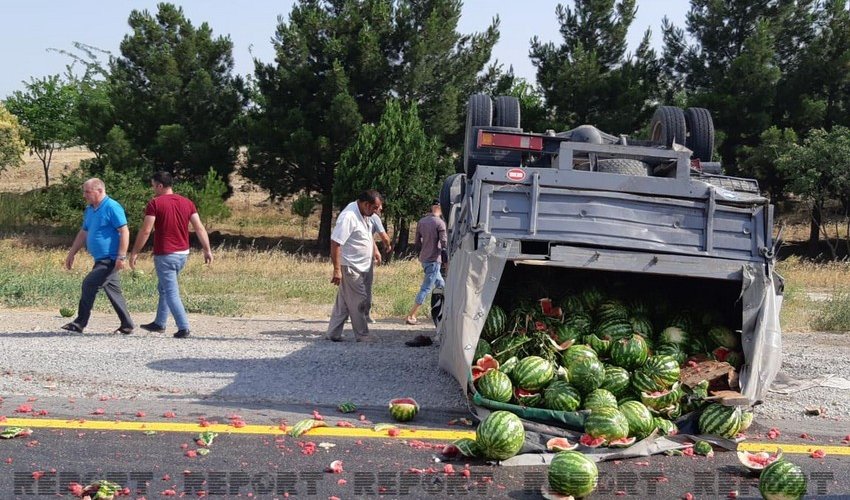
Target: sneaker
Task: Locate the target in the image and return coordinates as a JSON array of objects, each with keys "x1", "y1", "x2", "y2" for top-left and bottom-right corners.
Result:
[
  {"x1": 113, "y1": 326, "x2": 134, "y2": 335},
  {"x1": 173, "y1": 329, "x2": 191, "y2": 339},
  {"x1": 356, "y1": 334, "x2": 379, "y2": 343},
  {"x1": 367, "y1": 316, "x2": 376, "y2": 324},
  {"x1": 140, "y1": 322, "x2": 166, "y2": 333},
  {"x1": 405, "y1": 335, "x2": 433, "y2": 347}
]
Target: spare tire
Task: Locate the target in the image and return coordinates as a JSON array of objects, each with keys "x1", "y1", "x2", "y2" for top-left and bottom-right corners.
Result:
[
  {"x1": 650, "y1": 106, "x2": 686, "y2": 148},
  {"x1": 684, "y1": 107, "x2": 715, "y2": 162},
  {"x1": 463, "y1": 94, "x2": 493, "y2": 177},
  {"x1": 493, "y1": 96, "x2": 521, "y2": 128},
  {"x1": 596, "y1": 158, "x2": 651, "y2": 176}
]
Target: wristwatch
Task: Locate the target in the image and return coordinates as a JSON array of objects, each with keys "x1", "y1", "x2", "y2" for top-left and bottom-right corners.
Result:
[{"x1": 117, "y1": 255, "x2": 127, "y2": 261}]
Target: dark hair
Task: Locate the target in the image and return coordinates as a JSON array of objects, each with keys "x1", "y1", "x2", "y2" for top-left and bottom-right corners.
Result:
[
  {"x1": 151, "y1": 171, "x2": 174, "y2": 188},
  {"x1": 357, "y1": 189, "x2": 382, "y2": 204}
]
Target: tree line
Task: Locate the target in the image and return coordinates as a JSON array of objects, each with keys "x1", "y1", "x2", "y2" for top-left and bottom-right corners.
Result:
[{"x1": 2, "y1": 0, "x2": 850, "y2": 256}]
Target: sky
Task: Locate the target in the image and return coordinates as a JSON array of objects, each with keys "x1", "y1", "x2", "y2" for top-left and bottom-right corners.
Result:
[{"x1": 0, "y1": 1, "x2": 688, "y2": 98}]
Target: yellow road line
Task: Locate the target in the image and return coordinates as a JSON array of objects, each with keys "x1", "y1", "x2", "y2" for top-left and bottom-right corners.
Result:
[
  {"x1": 738, "y1": 441, "x2": 850, "y2": 456},
  {"x1": 1, "y1": 418, "x2": 476, "y2": 441}
]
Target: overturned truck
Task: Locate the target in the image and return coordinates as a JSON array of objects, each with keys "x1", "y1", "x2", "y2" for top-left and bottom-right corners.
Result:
[{"x1": 437, "y1": 94, "x2": 783, "y2": 431}]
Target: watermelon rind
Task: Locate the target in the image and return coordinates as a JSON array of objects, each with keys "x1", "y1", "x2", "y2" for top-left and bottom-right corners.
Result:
[
  {"x1": 548, "y1": 451, "x2": 599, "y2": 498},
  {"x1": 388, "y1": 398, "x2": 419, "y2": 422}
]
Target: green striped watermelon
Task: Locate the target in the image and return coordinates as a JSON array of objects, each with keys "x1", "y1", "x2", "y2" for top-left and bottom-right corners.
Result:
[
  {"x1": 551, "y1": 323, "x2": 584, "y2": 345},
  {"x1": 651, "y1": 403, "x2": 681, "y2": 419},
  {"x1": 739, "y1": 410, "x2": 754, "y2": 432},
  {"x1": 609, "y1": 334, "x2": 649, "y2": 370},
  {"x1": 476, "y1": 369, "x2": 512, "y2": 403},
  {"x1": 653, "y1": 417, "x2": 678, "y2": 436},
  {"x1": 654, "y1": 343, "x2": 686, "y2": 365},
  {"x1": 595, "y1": 300, "x2": 629, "y2": 323},
  {"x1": 698, "y1": 403, "x2": 743, "y2": 438},
  {"x1": 561, "y1": 344, "x2": 598, "y2": 366},
  {"x1": 596, "y1": 318, "x2": 633, "y2": 340},
  {"x1": 475, "y1": 411, "x2": 525, "y2": 461},
  {"x1": 584, "y1": 407, "x2": 629, "y2": 441},
  {"x1": 658, "y1": 326, "x2": 689, "y2": 347},
  {"x1": 583, "y1": 389, "x2": 618, "y2": 412},
  {"x1": 640, "y1": 382, "x2": 682, "y2": 410},
  {"x1": 579, "y1": 287, "x2": 605, "y2": 313},
  {"x1": 567, "y1": 356, "x2": 604, "y2": 395},
  {"x1": 708, "y1": 325, "x2": 740, "y2": 349},
  {"x1": 499, "y1": 356, "x2": 519, "y2": 376},
  {"x1": 514, "y1": 388, "x2": 542, "y2": 407},
  {"x1": 511, "y1": 356, "x2": 555, "y2": 391},
  {"x1": 629, "y1": 314, "x2": 654, "y2": 339},
  {"x1": 559, "y1": 295, "x2": 586, "y2": 315},
  {"x1": 584, "y1": 333, "x2": 612, "y2": 357},
  {"x1": 481, "y1": 305, "x2": 507, "y2": 341},
  {"x1": 388, "y1": 398, "x2": 419, "y2": 422},
  {"x1": 562, "y1": 312, "x2": 593, "y2": 337},
  {"x1": 600, "y1": 366, "x2": 631, "y2": 396},
  {"x1": 543, "y1": 380, "x2": 582, "y2": 412},
  {"x1": 759, "y1": 459, "x2": 807, "y2": 500},
  {"x1": 547, "y1": 451, "x2": 598, "y2": 498},
  {"x1": 628, "y1": 299, "x2": 651, "y2": 317},
  {"x1": 473, "y1": 339, "x2": 492, "y2": 363},
  {"x1": 667, "y1": 312, "x2": 696, "y2": 333},
  {"x1": 619, "y1": 400, "x2": 654, "y2": 439},
  {"x1": 637, "y1": 355, "x2": 681, "y2": 390},
  {"x1": 491, "y1": 335, "x2": 527, "y2": 364}
]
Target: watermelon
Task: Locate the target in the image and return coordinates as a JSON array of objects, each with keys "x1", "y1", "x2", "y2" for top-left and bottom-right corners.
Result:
[
  {"x1": 609, "y1": 334, "x2": 649, "y2": 370},
  {"x1": 595, "y1": 300, "x2": 629, "y2": 323},
  {"x1": 491, "y1": 335, "x2": 527, "y2": 364},
  {"x1": 737, "y1": 449, "x2": 782, "y2": 473},
  {"x1": 584, "y1": 407, "x2": 629, "y2": 442},
  {"x1": 653, "y1": 403, "x2": 682, "y2": 419},
  {"x1": 635, "y1": 355, "x2": 680, "y2": 391},
  {"x1": 640, "y1": 382, "x2": 683, "y2": 410},
  {"x1": 500, "y1": 356, "x2": 519, "y2": 376},
  {"x1": 708, "y1": 325, "x2": 740, "y2": 349},
  {"x1": 667, "y1": 312, "x2": 696, "y2": 334},
  {"x1": 698, "y1": 403, "x2": 743, "y2": 438},
  {"x1": 584, "y1": 333, "x2": 612, "y2": 357},
  {"x1": 473, "y1": 339, "x2": 492, "y2": 363},
  {"x1": 658, "y1": 326, "x2": 689, "y2": 347},
  {"x1": 579, "y1": 287, "x2": 605, "y2": 313},
  {"x1": 551, "y1": 323, "x2": 583, "y2": 345},
  {"x1": 726, "y1": 351, "x2": 744, "y2": 368},
  {"x1": 694, "y1": 440, "x2": 714, "y2": 457},
  {"x1": 600, "y1": 366, "x2": 631, "y2": 396},
  {"x1": 481, "y1": 305, "x2": 507, "y2": 341},
  {"x1": 759, "y1": 459, "x2": 807, "y2": 500},
  {"x1": 619, "y1": 400, "x2": 654, "y2": 439},
  {"x1": 628, "y1": 299, "x2": 651, "y2": 317},
  {"x1": 548, "y1": 451, "x2": 598, "y2": 498},
  {"x1": 579, "y1": 434, "x2": 606, "y2": 448},
  {"x1": 583, "y1": 389, "x2": 618, "y2": 412},
  {"x1": 450, "y1": 437, "x2": 480, "y2": 457},
  {"x1": 607, "y1": 436, "x2": 637, "y2": 448},
  {"x1": 629, "y1": 314, "x2": 654, "y2": 339},
  {"x1": 543, "y1": 380, "x2": 582, "y2": 412},
  {"x1": 739, "y1": 410, "x2": 754, "y2": 432},
  {"x1": 476, "y1": 370, "x2": 513, "y2": 403},
  {"x1": 567, "y1": 356, "x2": 604, "y2": 395},
  {"x1": 471, "y1": 354, "x2": 499, "y2": 381},
  {"x1": 654, "y1": 343, "x2": 686, "y2": 365},
  {"x1": 475, "y1": 411, "x2": 525, "y2": 461},
  {"x1": 511, "y1": 356, "x2": 555, "y2": 391},
  {"x1": 596, "y1": 318, "x2": 633, "y2": 340},
  {"x1": 388, "y1": 398, "x2": 419, "y2": 422},
  {"x1": 59, "y1": 307, "x2": 75, "y2": 318},
  {"x1": 560, "y1": 295, "x2": 585, "y2": 315},
  {"x1": 562, "y1": 312, "x2": 593, "y2": 337},
  {"x1": 653, "y1": 417, "x2": 678, "y2": 436},
  {"x1": 561, "y1": 344, "x2": 598, "y2": 366}
]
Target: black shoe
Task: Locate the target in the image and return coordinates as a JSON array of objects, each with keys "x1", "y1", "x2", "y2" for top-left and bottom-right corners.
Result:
[
  {"x1": 113, "y1": 326, "x2": 134, "y2": 335},
  {"x1": 405, "y1": 335, "x2": 433, "y2": 347},
  {"x1": 60, "y1": 322, "x2": 83, "y2": 333},
  {"x1": 140, "y1": 322, "x2": 165, "y2": 333},
  {"x1": 173, "y1": 329, "x2": 191, "y2": 338}
]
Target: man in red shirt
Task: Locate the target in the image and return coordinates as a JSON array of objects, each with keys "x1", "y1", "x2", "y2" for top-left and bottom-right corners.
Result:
[{"x1": 129, "y1": 171, "x2": 213, "y2": 338}]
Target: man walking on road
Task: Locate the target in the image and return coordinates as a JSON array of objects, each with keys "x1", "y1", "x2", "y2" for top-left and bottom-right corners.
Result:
[
  {"x1": 129, "y1": 171, "x2": 213, "y2": 339},
  {"x1": 405, "y1": 200, "x2": 446, "y2": 347},
  {"x1": 327, "y1": 190, "x2": 383, "y2": 342},
  {"x1": 61, "y1": 178, "x2": 135, "y2": 335},
  {"x1": 365, "y1": 205, "x2": 392, "y2": 324}
]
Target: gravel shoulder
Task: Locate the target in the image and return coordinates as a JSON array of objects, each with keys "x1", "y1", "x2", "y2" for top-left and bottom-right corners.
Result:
[{"x1": 0, "y1": 308, "x2": 847, "y2": 429}]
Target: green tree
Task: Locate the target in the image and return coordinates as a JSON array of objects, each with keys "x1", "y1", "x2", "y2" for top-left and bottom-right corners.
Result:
[
  {"x1": 4, "y1": 75, "x2": 78, "y2": 187},
  {"x1": 291, "y1": 192, "x2": 317, "y2": 241},
  {"x1": 739, "y1": 126, "x2": 798, "y2": 200},
  {"x1": 0, "y1": 103, "x2": 27, "y2": 173},
  {"x1": 335, "y1": 100, "x2": 452, "y2": 252},
  {"x1": 107, "y1": 3, "x2": 245, "y2": 185},
  {"x1": 245, "y1": 0, "x2": 498, "y2": 248},
  {"x1": 530, "y1": 0, "x2": 659, "y2": 134},
  {"x1": 777, "y1": 127, "x2": 850, "y2": 257}
]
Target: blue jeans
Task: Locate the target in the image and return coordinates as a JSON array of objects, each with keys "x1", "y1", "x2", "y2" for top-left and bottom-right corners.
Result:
[
  {"x1": 415, "y1": 261, "x2": 445, "y2": 305},
  {"x1": 154, "y1": 253, "x2": 189, "y2": 330}
]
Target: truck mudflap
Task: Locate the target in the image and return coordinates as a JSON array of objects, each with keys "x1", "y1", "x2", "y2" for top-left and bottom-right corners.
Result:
[{"x1": 438, "y1": 233, "x2": 783, "y2": 411}]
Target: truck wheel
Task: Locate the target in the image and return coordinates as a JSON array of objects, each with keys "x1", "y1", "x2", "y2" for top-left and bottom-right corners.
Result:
[
  {"x1": 650, "y1": 106, "x2": 686, "y2": 148},
  {"x1": 463, "y1": 94, "x2": 493, "y2": 177},
  {"x1": 493, "y1": 96, "x2": 521, "y2": 128},
  {"x1": 597, "y1": 158, "x2": 650, "y2": 176},
  {"x1": 684, "y1": 107, "x2": 714, "y2": 162},
  {"x1": 440, "y1": 173, "x2": 466, "y2": 225}
]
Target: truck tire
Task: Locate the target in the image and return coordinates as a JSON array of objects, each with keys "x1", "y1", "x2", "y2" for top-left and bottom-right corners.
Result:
[
  {"x1": 463, "y1": 94, "x2": 493, "y2": 177},
  {"x1": 684, "y1": 107, "x2": 714, "y2": 162},
  {"x1": 596, "y1": 158, "x2": 650, "y2": 176},
  {"x1": 440, "y1": 173, "x2": 466, "y2": 225},
  {"x1": 650, "y1": 106, "x2": 686, "y2": 148},
  {"x1": 493, "y1": 96, "x2": 521, "y2": 128}
]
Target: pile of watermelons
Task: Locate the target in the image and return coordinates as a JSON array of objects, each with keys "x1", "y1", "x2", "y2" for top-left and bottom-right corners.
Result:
[{"x1": 471, "y1": 286, "x2": 748, "y2": 448}]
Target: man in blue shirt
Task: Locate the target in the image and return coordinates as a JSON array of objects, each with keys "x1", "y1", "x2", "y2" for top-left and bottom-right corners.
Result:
[{"x1": 61, "y1": 178, "x2": 135, "y2": 334}]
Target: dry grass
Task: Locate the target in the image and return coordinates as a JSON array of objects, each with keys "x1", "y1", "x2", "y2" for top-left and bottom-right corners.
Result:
[{"x1": 2, "y1": 148, "x2": 95, "y2": 192}]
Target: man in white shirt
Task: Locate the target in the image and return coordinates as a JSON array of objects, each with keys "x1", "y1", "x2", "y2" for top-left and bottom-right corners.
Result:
[
  {"x1": 366, "y1": 206, "x2": 392, "y2": 323},
  {"x1": 327, "y1": 190, "x2": 383, "y2": 342}
]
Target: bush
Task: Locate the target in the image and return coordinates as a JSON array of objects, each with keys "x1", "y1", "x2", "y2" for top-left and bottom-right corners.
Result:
[
  {"x1": 812, "y1": 291, "x2": 850, "y2": 332},
  {"x1": 176, "y1": 168, "x2": 231, "y2": 225}
]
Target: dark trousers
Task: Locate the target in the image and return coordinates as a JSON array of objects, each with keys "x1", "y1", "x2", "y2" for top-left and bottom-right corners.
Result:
[{"x1": 73, "y1": 258, "x2": 133, "y2": 329}]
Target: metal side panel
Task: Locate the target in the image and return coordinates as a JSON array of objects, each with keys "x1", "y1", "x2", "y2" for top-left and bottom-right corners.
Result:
[
  {"x1": 544, "y1": 245, "x2": 746, "y2": 281},
  {"x1": 480, "y1": 183, "x2": 762, "y2": 260}
]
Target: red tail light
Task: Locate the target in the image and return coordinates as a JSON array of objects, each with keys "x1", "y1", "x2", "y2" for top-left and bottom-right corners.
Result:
[{"x1": 478, "y1": 130, "x2": 543, "y2": 151}]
